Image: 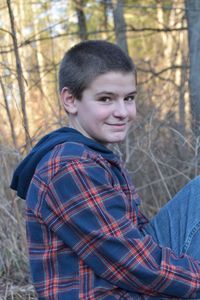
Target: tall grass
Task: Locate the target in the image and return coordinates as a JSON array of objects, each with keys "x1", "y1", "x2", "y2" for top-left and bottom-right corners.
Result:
[{"x1": 0, "y1": 146, "x2": 36, "y2": 300}]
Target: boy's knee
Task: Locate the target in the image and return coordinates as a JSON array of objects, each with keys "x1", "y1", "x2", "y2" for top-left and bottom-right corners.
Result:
[
  {"x1": 184, "y1": 176, "x2": 200, "y2": 199},
  {"x1": 190, "y1": 176, "x2": 200, "y2": 186}
]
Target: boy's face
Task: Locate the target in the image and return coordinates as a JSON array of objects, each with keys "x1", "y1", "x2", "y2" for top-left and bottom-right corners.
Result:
[{"x1": 65, "y1": 71, "x2": 137, "y2": 145}]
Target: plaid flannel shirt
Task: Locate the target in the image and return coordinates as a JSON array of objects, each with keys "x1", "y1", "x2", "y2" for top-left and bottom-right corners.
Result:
[{"x1": 26, "y1": 141, "x2": 200, "y2": 299}]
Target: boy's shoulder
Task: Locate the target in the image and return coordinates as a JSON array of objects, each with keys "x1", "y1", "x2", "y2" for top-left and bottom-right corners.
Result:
[
  {"x1": 39, "y1": 140, "x2": 96, "y2": 164},
  {"x1": 35, "y1": 140, "x2": 105, "y2": 182}
]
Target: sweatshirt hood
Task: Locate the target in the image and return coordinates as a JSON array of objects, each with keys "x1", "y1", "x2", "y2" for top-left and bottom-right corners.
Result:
[{"x1": 10, "y1": 127, "x2": 117, "y2": 200}]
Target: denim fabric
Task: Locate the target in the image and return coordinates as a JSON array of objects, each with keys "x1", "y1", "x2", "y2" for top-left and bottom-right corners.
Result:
[{"x1": 143, "y1": 176, "x2": 200, "y2": 299}]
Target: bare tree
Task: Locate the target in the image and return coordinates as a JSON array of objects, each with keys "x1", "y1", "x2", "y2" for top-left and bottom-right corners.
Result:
[
  {"x1": 75, "y1": 0, "x2": 88, "y2": 41},
  {"x1": 102, "y1": 0, "x2": 109, "y2": 32},
  {"x1": 112, "y1": 0, "x2": 128, "y2": 55},
  {"x1": 185, "y1": 0, "x2": 200, "y2": 138},
  {"x1": 0, "y1": 76, "x2": 17, "y2": 148},
  {"x1": 6, "y1": 0, "x2": 31, "y2": 150}
]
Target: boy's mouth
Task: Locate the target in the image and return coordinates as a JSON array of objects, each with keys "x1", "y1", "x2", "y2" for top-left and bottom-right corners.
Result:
[
  {"x1": 107, "y1": 123, "x2": 126, "y2": 126},
  {"x1": 106, "y1": 123, "x2": 127, "y2": 131}
]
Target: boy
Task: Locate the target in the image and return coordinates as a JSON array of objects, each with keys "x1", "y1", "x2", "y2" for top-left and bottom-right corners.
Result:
[{"x1": 11, "y1": 40, "x2": 200, "y2": 299}]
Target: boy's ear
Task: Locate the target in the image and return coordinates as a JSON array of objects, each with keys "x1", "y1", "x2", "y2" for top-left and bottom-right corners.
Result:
[{"x1": 60, "y1": 87, "x2": 78, "y2": 114}]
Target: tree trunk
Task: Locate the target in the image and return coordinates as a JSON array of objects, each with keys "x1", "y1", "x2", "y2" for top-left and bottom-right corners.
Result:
[
  {"x1": 185, "y1": 0, "x2": 200, "y2": 138},
  {"x1": 75, "y1": 0, "x2": 88, "y2": 41},
  {"x1": 30, "y1": 1, "x2": 56, "y2": 128},
  {"x1": 178, "y1": 49, "x2": 187, "y2": 137},
  {"x1": 102, "y1": 0, "x2": 109, "y2": 31},
  {"x1": 7, "y1": 0, "x2": 31, "y2": 150},
  {"x1": 46, "y1": 3, "x2": 62, "y2": 123},
  {"x1": 112, "y1": 0, "x2": 128, "y2": 55},
  {"x1": 0, "y1": 76, "x2": 17, "y2": 148}
]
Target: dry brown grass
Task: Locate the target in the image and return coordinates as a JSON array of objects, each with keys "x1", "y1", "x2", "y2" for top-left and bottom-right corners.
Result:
[{"x1": 0, "y1": 146, "x2": 36, "y2": 300}]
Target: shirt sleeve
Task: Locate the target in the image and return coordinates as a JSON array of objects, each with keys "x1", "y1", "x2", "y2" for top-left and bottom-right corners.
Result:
[{"x1": 41, "y1": 158, "x2": 200, "y2": 299}]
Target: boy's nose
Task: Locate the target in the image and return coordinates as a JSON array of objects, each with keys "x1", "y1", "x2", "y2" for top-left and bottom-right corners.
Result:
[{"x1": 113, "y1": 100, "x2": 128, "y2": 118}]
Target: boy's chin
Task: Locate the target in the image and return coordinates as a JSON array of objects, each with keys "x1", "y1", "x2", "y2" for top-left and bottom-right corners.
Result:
[
  {"x1": 95, "y1": 132, "x2": 127, "y2": 145},
  {"x1": 107, "y1": 135, "x2": 127, "y2": 144}
]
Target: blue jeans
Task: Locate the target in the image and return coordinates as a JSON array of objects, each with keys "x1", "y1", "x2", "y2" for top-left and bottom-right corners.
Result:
[{"x1": 142, "y1": 176, "x2": 200, "y2": 299}]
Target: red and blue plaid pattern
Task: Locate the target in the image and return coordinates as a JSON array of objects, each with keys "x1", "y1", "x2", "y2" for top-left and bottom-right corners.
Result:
[{"x1": 26, "y1": 142, "x2": 200, "y2": 299}]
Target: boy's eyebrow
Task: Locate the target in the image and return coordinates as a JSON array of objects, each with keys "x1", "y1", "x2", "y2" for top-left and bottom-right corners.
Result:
[
  {"x1": 95, "y1": 90, "x2": 137, "y2": 96},
  {"x1": 126, "y1": 91, "x2": 137, "y2": 95}
]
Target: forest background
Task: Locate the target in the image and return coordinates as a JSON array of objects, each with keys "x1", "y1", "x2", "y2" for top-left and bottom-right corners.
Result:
[{"x1": 0, "y1": 0, "x2": 200, "y2": 299}]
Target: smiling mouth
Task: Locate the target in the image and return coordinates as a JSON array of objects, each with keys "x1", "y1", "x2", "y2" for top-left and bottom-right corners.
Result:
[
  {"x1": 106, "y1": 123, "x2": 127, "y2": 131},
  {"x1": 108, "y1": 123, "x2": 126, "y2": 126}
]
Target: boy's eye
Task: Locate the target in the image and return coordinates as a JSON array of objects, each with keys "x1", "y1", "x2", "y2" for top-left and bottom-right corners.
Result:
[
  {"x1": 98, "y1": 97, "x2": 111, "y2": 102},
  {"x1": 124, "y1": 95, "x2": 136, "y2": 102}
]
